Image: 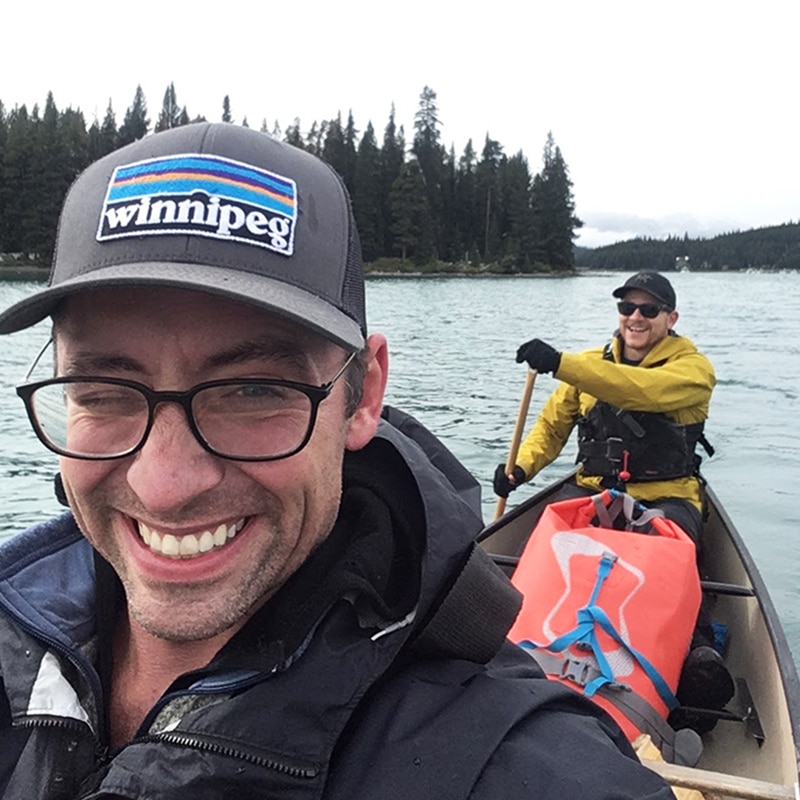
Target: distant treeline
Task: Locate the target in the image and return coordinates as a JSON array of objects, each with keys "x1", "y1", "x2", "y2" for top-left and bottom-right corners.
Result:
[
  {"x1": 0, "y1": 84, "x2": 582, "y2": 274},
  {"x1": 575, "y1": 223, "x2": 800, "y2": 272}
]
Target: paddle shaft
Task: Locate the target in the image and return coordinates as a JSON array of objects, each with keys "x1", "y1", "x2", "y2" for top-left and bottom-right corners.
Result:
[
  {"x1": 641, "y1": 759, "x2": 795, "y2": 800},
  {"x1": 494, "y1": 369, "x2": 537, "y2": 520}
]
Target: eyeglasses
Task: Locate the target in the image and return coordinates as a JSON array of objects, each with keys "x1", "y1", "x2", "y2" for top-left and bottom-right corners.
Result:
[
  {"x1": 16, "y1": 351, "x2": 356, "y2": 462},
  {"x1": 616, "y1": 301, "x2": 670, "y2": 318}
]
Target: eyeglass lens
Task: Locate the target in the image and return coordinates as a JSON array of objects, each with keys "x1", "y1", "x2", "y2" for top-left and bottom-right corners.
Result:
[
  {"x1": 32, "y1": 381, "x2": 149, "y2": 458},
  {"x1": 616, "y1": 301, "x2": 665, "y2": 319},
  {"x1": 27, "y1": 380, "x2": 317, "y2": 460}
]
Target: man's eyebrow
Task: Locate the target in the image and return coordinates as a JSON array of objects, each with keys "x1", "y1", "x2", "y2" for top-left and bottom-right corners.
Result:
[
  {"x1": 59, "y1": 353, "x2": 145, "y2": 376},
  {"x1": 57, "y1": 339, "x2": 319, "y2": 377},
  {"x1": 202, "y1": 339, "x2": 315, "y2": 372}
]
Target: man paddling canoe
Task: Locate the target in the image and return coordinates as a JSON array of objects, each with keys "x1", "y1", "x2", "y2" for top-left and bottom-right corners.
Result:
[
  {"x1": 495, "y1": 270, "x2": 712, "y2": 542},
  {"x1": 495, "y1": 270, "x2": 734, "y2": 730}
]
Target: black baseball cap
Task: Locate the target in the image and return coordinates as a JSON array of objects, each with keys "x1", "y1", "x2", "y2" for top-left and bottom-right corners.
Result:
[
  {"x1": 612, "y1": 271, "x2": 676, "y2": 310},
  {"x1": 0, "y1": 123, "x2": 366, "y2": 351}
]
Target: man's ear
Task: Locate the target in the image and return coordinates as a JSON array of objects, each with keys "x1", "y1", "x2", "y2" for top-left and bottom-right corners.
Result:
[
  {"x1": 668, "y1": 309, "x2": 680, "y2": 330},
  {"x1": 345, "y1": 333, "x2": 388, "y2": 451}
]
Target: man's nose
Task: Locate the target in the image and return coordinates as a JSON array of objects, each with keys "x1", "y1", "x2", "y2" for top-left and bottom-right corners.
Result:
[{"x1": 125, "y1": 403, "x2": 225, "y2": 512}]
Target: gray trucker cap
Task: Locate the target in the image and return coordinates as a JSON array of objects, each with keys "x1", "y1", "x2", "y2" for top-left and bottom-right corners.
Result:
[{"x1": 0, "y1": 123, "x2": 366, "y2": 351}]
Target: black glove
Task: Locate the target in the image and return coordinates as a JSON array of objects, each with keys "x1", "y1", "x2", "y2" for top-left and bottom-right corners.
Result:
[
  {"x1": 515, "y1": 338, "x2": 561, "y2": 374},
  {"x1": 493, "y1": 464, "x2": 526, "y2": 498}
]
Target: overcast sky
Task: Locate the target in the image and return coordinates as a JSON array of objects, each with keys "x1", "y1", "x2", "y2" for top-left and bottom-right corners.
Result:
[{"x1": 4, "y1": 0, "x2": 798, "y2": 248}]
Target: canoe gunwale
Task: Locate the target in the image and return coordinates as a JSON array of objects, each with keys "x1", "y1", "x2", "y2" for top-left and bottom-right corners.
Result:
[{"x1": 702, "y1": 482, "x2": 800, "y2": 767}]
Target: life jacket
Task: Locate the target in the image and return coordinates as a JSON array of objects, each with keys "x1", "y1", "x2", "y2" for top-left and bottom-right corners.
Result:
[
  {"x1": 576, "y1": 400, "x2": 706, "y2": 482},
  {"x1": 576, "y1": 342, "x2": 712, "y2": 484},
  {"x1": 508, "y1": 490, "x2": 702, "y2": 761}
]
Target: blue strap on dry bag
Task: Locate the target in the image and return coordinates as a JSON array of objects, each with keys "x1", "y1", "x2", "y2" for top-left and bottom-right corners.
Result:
[{"x1": 520, "y1": 551, "x2": 679, "y2": 711}]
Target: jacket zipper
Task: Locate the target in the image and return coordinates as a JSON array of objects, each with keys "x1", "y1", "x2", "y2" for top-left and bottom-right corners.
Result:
[
  {"x1": 128, "y1": 670, "x2": 319, "y2": 778},
  {"x1": 13, "y1": 714, "x2": 109, "y2": 769},
  {"x1": 132, "y1": 730, "x2": 319, "y2": 779}
]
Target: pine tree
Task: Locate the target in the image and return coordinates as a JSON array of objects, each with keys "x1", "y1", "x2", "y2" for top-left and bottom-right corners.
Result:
[
  {"x1": 530, "y1": 132, "x2": 582, "y2": 270},
  {"x1": 2, "y1": 105, "x2": 39, "y2": 254},
  {"x1": 322, "y1": 113, "x2": 347, "y2": 180},
  {"x1": 305, "y1": 120, "x2": 326, "y2": 156},
  {"x1": 155, "y1": 83, "x2": 182, "y2": 132},
  {"x1": 476, "y1": 135, "x2": 504, "y2": 261},
  {"x1": 222, "y1": 95, "x2": 232, "y2": 123},
  {"x1": 389, "y1": 159, "x2": 433, "y2": 263},
  {"x1": 284, "y1": 119, "x2": 304, "y2": 148},
  {"x1": 352, "y1": 122, "x2": 382, "y2": 262},
  {"x1": 95, "y1": 100, "x2": 118, "y2": 158},
  {"x1": 412, "y1": 87, "x2": 442, "y2": 176},
  {"x1": 60, "y1": 107, "x2": 89, "y2": 182},
  {"x1": 342, "y1": 110, "x2": 358, "y2": 194},
  {"x1": 440, "y1": 145, "x2": 460, "y2": 262},
  {"x1": 40, "y1": 105, "x2": 89, "y2": 261},
  {"x1": 118, "y1": 86, "x2": 150, "y2": 145},
  {"x1": 379, "y1": 105, "x2": 405, "y2": 257},
  {"x1": 0, "y1": 101, "x2": 7, "y2": 252},
  {"x1": 412, "y1": 86, "x2": 445, "y2": 258},
  {"x1": 500, "y1": 151, "x2": 534, "y2": 270},
  {"x1": 455, "y1": 139, "x2": 480, "y2": 263}
]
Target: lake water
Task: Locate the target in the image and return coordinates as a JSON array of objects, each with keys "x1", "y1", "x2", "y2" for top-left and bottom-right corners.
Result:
[{"x1": 1, "y1": 272, "x2": 798, "y2": 663}]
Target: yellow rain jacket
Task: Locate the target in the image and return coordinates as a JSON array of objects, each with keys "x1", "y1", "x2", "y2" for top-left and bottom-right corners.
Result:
[{"x1": 515, "y1": 332, "x2": 715, "y2": 510}]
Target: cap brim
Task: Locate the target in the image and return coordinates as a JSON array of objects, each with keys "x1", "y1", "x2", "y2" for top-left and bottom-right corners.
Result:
[{"x1": 0, "y1": 262, "x2": 365, "y2": 352}]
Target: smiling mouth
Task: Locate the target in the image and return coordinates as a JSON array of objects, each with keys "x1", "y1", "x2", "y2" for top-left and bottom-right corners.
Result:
[{"x1": 137, "y1": 519, "x2": 246, "y2": 559}]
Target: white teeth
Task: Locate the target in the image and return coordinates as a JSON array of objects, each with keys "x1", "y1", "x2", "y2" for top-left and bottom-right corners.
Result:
[
  {"x1": 198, "y1": 531, "x2": 214, "y2": 553},
  {"x1": 179, "y1": 535, "x2": 199, "y2": 556},
  {"x1": 161, "y1": 534, "x2": 180, "y2": 557},
  {"x1": 213, "y1": 523, "x2": 228, "y2": 547},
  {"x1": 138, "y1": 519, "x2": 246, "y2": 559}
]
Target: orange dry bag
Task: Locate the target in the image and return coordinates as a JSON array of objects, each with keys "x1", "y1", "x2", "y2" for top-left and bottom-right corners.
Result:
[{"x1": 508, "y1": 490, "x2": 701, "y2": 746}]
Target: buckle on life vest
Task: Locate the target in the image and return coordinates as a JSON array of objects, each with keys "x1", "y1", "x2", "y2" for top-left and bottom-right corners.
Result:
[{"x1": 559, "y1": 654, "x2": 601, "y2": 687}]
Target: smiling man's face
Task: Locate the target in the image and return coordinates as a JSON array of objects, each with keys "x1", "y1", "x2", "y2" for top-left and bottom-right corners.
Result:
[
  {"x1": 55, "y1": 286, "x2": 385, "y2": 644},
  {"x1": 617, "y1": 288, "x2": 679, "y2": 361}
]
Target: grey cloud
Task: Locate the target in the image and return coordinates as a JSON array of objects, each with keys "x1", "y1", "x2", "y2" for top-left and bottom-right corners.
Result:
[{"x1": 583, "y1": 211, "x2": 740, "y2": 240}]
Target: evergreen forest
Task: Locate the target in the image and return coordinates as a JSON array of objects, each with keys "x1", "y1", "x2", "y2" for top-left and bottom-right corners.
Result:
[
  {"x1": 0, "y1": 84, "x2": 582, "y2": 274},
  {"x1": 2, "y1": 83, "x2": 797, "y2": 276},
  {"x1": 574, "y1": 222, "x2": 800, "y2": 272}
]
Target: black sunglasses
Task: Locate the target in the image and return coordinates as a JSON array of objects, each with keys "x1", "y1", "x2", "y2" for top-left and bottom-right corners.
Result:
[{"x1": 616, "y1": 301, "x2": 670, "y2": 319}]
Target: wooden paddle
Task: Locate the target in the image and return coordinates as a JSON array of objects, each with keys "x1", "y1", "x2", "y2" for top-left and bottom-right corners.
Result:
[
  {"x1": 493, "y1": 369, "x2": 537, "y2": 520},
  {"x1": 641, "y1": 758, "x2": 795, "y2": 800}
]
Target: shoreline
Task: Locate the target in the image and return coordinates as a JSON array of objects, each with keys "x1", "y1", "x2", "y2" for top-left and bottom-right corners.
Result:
[
  {"x1": 0, "y1": 267, "x2": 50, "y2": 281},
  {"x1": 1, "y1": 267, "x2": 794, "y2": 284}
]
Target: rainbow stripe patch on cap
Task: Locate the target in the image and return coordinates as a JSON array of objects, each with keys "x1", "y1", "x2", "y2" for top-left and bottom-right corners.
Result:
[{"x1": 97, "y1": 154, "x2": 298, "y2": 255}]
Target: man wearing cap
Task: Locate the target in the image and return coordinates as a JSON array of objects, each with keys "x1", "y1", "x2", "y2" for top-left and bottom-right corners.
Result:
[
  {"x1": 495, "y1": 270, "x2": 713, "y2": 543},
  {"x1": 0, "y1": 125, "x2": 673, "y2": 799},
  {"x1": 493, "y1": 271, "x2": 734, "y2": 733}
]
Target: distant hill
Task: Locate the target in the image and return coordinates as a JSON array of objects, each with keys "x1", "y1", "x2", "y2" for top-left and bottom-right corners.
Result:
[{"x1": 574, "y1": 222, "x2": 800, "y2": 272}]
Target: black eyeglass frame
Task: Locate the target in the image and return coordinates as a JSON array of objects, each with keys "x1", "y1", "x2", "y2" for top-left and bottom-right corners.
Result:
[
  {"x1": 16, "y1": 352, "x2": 357, "y2": 462},
  {"x1": 616, "y1": 301, "x2": 671, "y2": 319}
]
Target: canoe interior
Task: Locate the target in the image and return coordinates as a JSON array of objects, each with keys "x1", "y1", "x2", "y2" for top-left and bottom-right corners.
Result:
[{"x1": 478, "y1": 477, "x2": 800, "y2": 793}]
